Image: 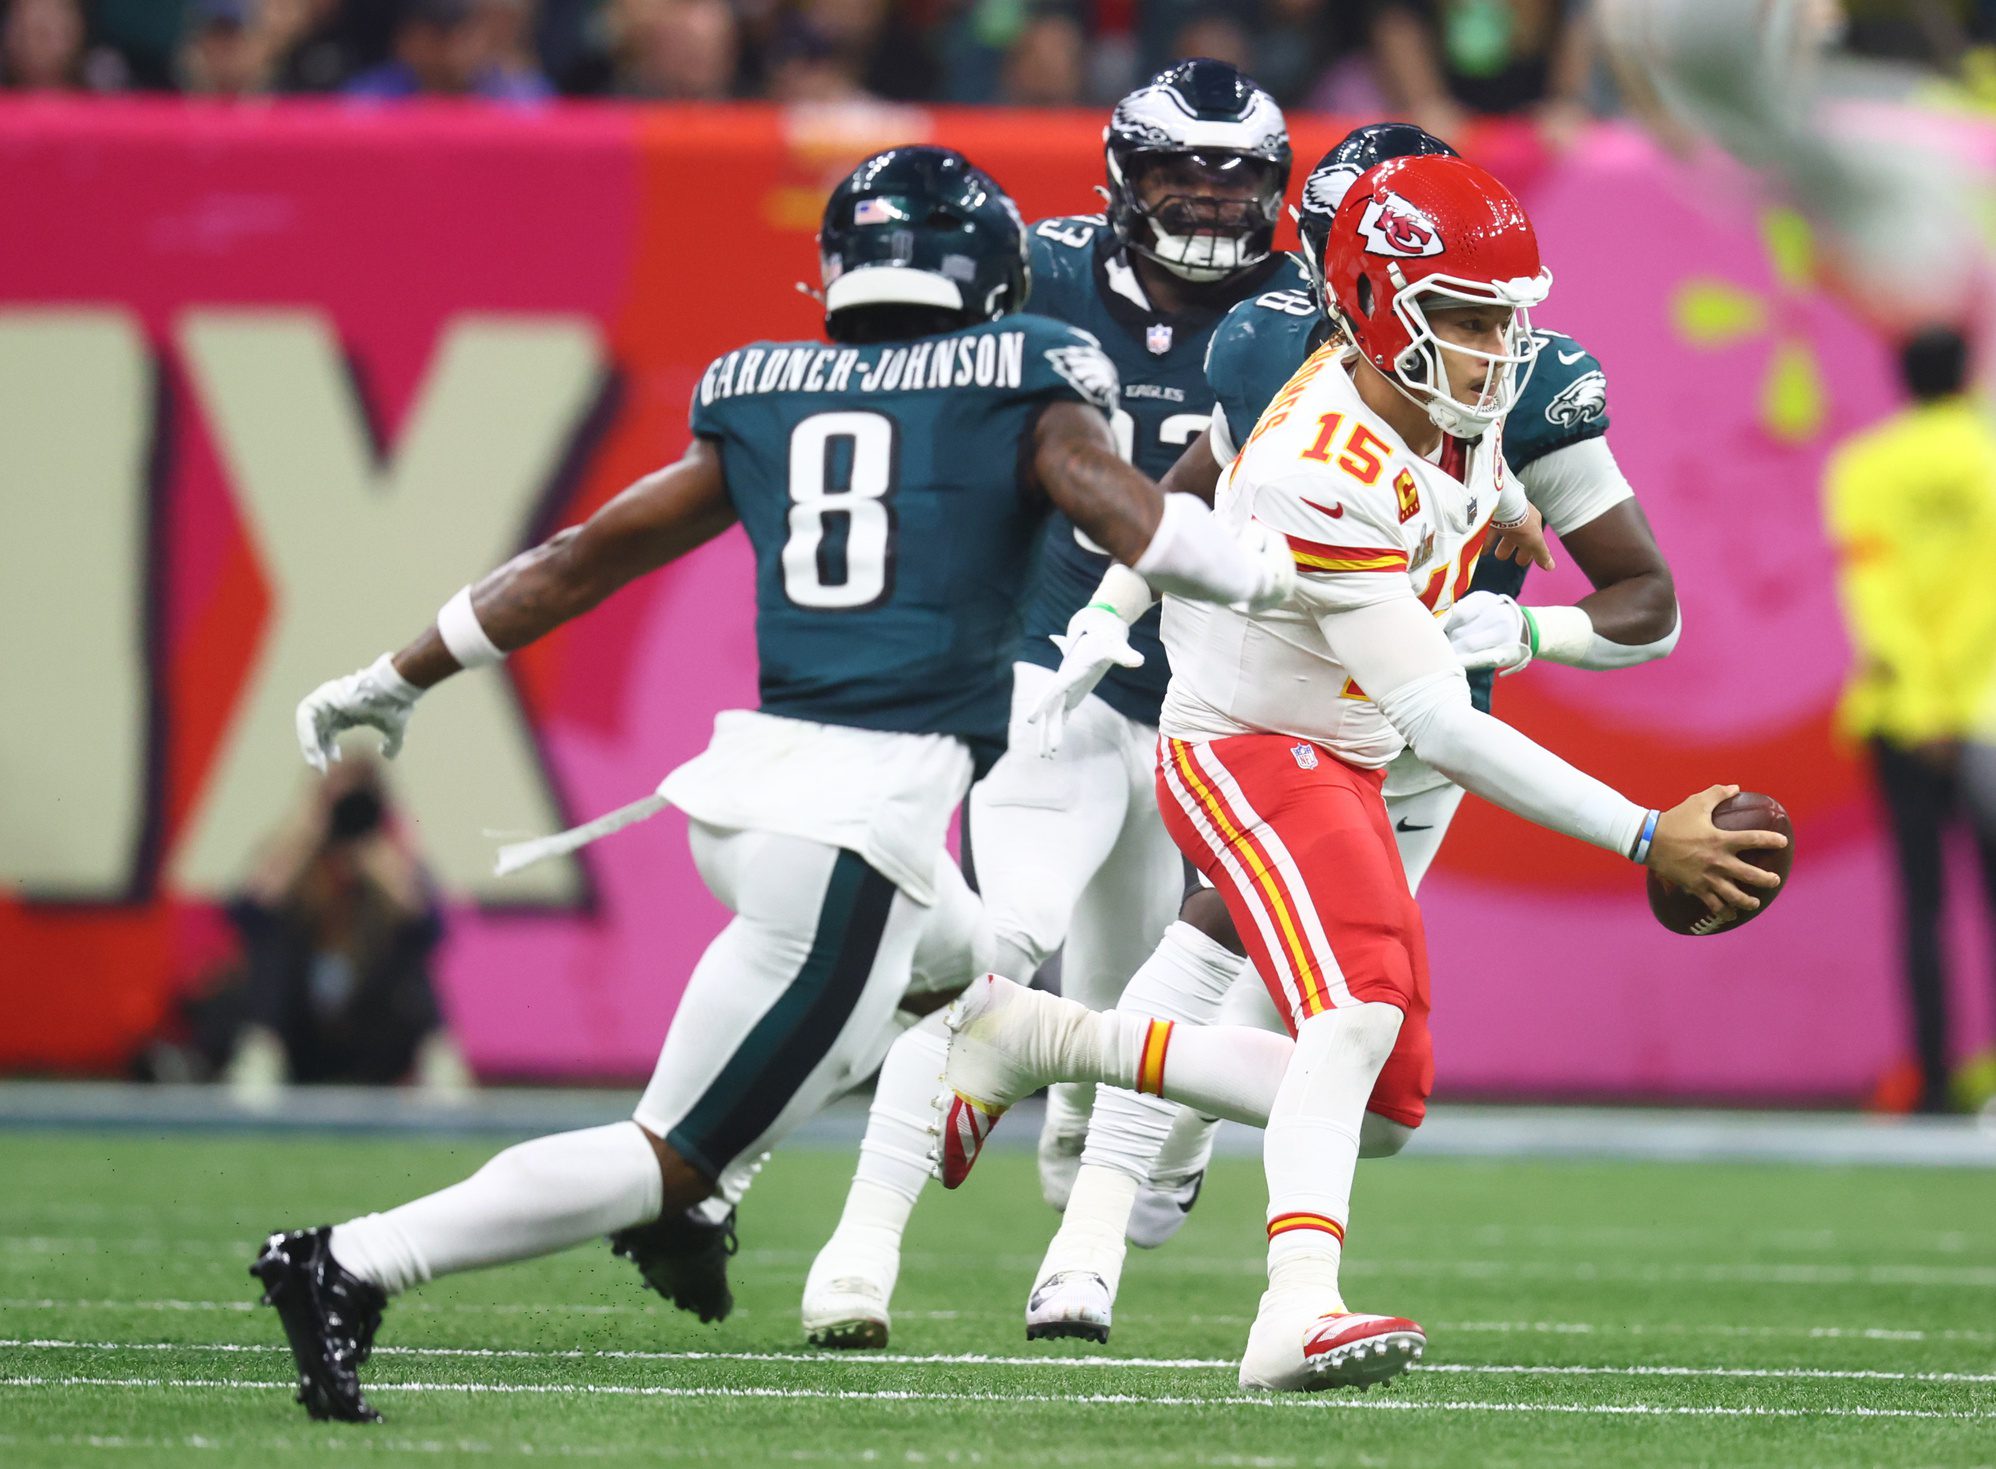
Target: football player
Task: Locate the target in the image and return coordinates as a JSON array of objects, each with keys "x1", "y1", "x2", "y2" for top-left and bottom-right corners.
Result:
[
  {"x1": 249, "y1": 145, "x2": 1294, "y2": 1424},
  {"x1": 931, "y1": 153, "x2": 1784, "y2": 1392},
  {"x1": 800, "y1": 58, "x2": 1309, "y2": 1348},
  {"x1": 1023, "y1": 125, "x2": 1684, "y2": 1341}
]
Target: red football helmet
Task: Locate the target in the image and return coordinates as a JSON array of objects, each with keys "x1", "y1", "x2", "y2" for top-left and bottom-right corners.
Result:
[{"x1": 1321, "y1": 154, "x2": 1552, "y2": 438}]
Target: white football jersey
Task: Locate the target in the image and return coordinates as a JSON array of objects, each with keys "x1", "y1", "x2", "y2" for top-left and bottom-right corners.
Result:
[{"x1": 1160, "y1": 345, "x2": 1508, "y2": 769}]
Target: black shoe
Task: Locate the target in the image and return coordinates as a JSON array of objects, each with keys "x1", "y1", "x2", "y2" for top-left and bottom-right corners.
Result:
[
  {"x1": 250, "y1": 1226, "x2": 387, "y2": 1423},
  {"x1": 609, "y1": 1205, "x2": 738, "y2": 1323}
]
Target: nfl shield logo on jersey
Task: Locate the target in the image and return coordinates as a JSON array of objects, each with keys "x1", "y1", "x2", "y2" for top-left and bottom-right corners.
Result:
[
  {"x1": 1291, "y1": 742, "x2": 1319, "y2": 771},
  {"x1": 1146, "y1": 323, "x2": 1173, "y2": 355}
]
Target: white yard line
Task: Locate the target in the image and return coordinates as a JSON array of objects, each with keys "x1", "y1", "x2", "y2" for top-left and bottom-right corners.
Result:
[
  {"x1": 13, "y1": 1237, "x2": 1996, "y2": 1288},
  {"x1": 4, "y1": 1340, "x2": 1994, "y2": 1384},
  {"x1": 6, "y1": 1299, "x2": 1993, "y2": 1344},
  {"x1": 0, "y1": 1375, "x2": 1988, "y2": 1420}
]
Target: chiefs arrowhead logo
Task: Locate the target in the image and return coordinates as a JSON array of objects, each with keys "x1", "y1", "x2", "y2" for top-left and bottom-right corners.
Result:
[{"x1": 1358, "y1": 192, "x2": 1444, "y2": 259}]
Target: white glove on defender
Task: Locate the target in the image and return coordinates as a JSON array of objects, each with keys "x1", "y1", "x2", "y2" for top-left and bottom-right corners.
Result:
[
  {"x1": 1444, "y1": 591, "x2": 1533, "y2": 675},
  {"x1": 1026, "y1": 606, "x2": 1143, "y2": 758},
  {"x1": 295, "y1": 653, "x2": 422, "y2": 772}
]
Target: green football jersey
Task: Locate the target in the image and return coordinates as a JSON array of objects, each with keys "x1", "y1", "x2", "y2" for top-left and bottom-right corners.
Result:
[
  {"x1": 690, "y1": 313, "x2": 1118, "y2": 769},
  {"x1": 1016, "y1": 215, "x2": 1307, "y2": 726}
]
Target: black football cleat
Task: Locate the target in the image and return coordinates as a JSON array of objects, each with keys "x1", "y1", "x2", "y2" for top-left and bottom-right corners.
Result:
[
  {"x1": 609, "y1": 1205, "x2": 739, "y2": 1323},
  {"x1": 250, "y1": 1225, "x2": 387, "y2": 1423}
]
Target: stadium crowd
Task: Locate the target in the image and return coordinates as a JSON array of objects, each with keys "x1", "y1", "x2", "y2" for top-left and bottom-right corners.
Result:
[{"x1": 1, "y1": 0, "x2": 1989, "y2": 117}]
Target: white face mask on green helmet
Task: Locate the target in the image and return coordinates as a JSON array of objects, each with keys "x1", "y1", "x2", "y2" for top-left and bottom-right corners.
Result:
[{"x1": 1103, "y1": 59, "x2": 1291, "y2": 284}]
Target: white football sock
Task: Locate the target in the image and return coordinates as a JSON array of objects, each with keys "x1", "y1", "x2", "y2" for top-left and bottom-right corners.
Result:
[
  {"x1": 1262, "y1": 1005, "x2": 1402, "y2": 1307},
  {"x1": 1148, "y1": 1103, "x2": 1222, "y2": 1186},
  {"x1": 1034, "y1": 1165, "x2": 1139, "y2": 1294},
  {"x1": 329, "y1": 1122, "x2": 663, "y2": 1297},
  {"x1": 1132, "y1": 1020, "x2": 1289, "y2": 1124},
  {"x1": 990, "y1": 934, "x2": 1042, "y2": 987},
  {"x1": 1078, "y1": 922, "x2": 1247, "y2": 1180},
  {"x1": 815, "y1": 1010, "x2": 949, "y2": 1278}
]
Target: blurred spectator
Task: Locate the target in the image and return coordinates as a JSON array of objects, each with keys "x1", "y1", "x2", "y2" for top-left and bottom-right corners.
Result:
[
  {"x1": 1825, "y1": 327, "x2": 1996, "y2": 1114},
  {"x1": 1370, "y1": 0, "x2": 1595, "y2": 147},
  {"x1": 204, "y1": 757, "x2": 466, "y2": 1096},
  {"x1": 566, "y1": 0, "x2": 740, "y2": 99},
  {"x1": 473, "y1": 0, "x2": 552, "y2": 95},
  {"x1": 345, "y1": 0, "x2": 549, "y2": 100},
  {"x1": 0, "y1": 0, "x2": 105, "y2": 90},
  {"x1": 764, "y1": 15, "x2": 871, "y2": 103},
  {"x1": 1169, "y1": 8, "x2": 1253, "y2": 74},
  {"x1": 1001, "y1": 9, "x2": 1085, "y2": 106},
  {"x1": 267, "y1": 0, "x2": 365, "y2": 92},
  {"x1": 179, "y1": 0, "x2": 274, "y2": 96}
]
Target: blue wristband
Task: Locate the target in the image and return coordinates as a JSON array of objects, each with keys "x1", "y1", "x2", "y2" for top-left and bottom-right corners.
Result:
[{"x1": 1629, "y1": 808, "x2": 1660, "y2": 864}]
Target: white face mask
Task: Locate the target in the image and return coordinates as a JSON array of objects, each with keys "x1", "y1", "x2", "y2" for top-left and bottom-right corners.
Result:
[
  {"x1": 1379, "y1": 271, "x2": 1553, "y2": 438},
  {"x1": 1143, "y1": 226, "x2": 1256, "y2": 282}
]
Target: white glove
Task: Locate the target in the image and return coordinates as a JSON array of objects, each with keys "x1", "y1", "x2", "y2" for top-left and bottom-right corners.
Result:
[
  {"x1": 1025, "y1": 605, "x2": 1144, "y2": 758},
  {"x1": 1234, "y1": 520, "x2": 1298, "y2": 614},
  {"x1": 1444, "y1": 591, "x2": 1533, "y2": 675},
  {"x1": 295, "y1": 653, "x2": 423, "y2": 773}
]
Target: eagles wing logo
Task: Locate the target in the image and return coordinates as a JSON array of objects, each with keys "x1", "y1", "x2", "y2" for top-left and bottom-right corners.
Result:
[
  {"x1": 1046, "y1": 343, "x2": 1121, "y2": 411},
  {"x1": 1544, "y1": 370, "x2": 1607, "y2": 428},
  {"x1": 1357, "y1": 192, "x2": 1444, "y2": 259},
  {"x1": 1301, "y1": 164, "x2": 1362, "y2": 219}
]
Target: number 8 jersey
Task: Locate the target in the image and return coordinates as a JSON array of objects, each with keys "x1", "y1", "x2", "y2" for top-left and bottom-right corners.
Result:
[{"x1": 689, "y1": 313, "x2": 1117, "y2": 773}]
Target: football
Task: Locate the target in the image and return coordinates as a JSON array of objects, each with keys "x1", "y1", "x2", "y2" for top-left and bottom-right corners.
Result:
[{"x1": 1646, "y1": 791, "x2": 1794, "y2": 936}]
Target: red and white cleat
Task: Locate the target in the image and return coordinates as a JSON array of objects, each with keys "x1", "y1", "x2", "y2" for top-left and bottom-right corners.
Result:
[
  {"x1": 1300, "y1": 1311, "x2": 1426, "y2": 1390},
  {"x1": 936, "y1": 1091, "x2": 1004, "y2": 1190},
  {"x1": 933, "y1": 975, "x2": 1088, "y2": 1189}
]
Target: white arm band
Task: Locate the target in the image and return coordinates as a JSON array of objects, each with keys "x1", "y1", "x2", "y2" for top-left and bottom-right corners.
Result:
[
  {"x1": 1525, "y1": 603, "x2": 1682, "y2": 670},
  {"x1": 1130, "y1": 492, "x2": 1263, "y2": 606},
  {"x1": 438, "y1": 585, "x2": 506, "y2": 670},
  {"x1": 1087, "y1": 561, "x2": 1158, "y2": 626},
  {"x1": 1317, "y1": 596, "x2": 1650, "y2": 859}
]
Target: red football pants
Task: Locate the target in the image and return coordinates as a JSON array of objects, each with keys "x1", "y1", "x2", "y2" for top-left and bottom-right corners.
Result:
[{"x1": 1157, "y1": 733, "x2": 1433, "y2": 1128}]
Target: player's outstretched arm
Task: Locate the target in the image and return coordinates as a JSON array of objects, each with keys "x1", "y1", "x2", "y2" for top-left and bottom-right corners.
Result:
[
  {"x1": 296, "y1": 441, "x2": 737, "y2": 771},
  {"x1": 1314, "y1": 590, "x2": 1783, "y2": 914},
  {"x1": 1031, "y1": 402, "x2": 1293, "y2": 611},
  {"x1": 1449, "y1": 499, "x2": 1681, "y2": 674}
]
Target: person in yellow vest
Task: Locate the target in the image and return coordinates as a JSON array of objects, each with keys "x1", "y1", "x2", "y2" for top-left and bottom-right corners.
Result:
[{"x1": 1827, "y1": 326, "x2": 1996, "y2": 1113}]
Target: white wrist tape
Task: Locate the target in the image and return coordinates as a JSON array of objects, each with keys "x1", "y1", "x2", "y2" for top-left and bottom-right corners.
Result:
[
  {"x1": 1088, "y1": 562, "x2": 1158, "y2": 625},
  {"x1": 438, "y1": 585, "x2": 505, "y2": 670},
  {"x1": 1525, "y1": 603, "x2": 1682, "y2": 670},
  {"x1": 1525, "y1": 603, "x2": 1594, "y2": 664},
  {"x1": 1492, "y1": 472, "x2": 1531, "y2": 528}
]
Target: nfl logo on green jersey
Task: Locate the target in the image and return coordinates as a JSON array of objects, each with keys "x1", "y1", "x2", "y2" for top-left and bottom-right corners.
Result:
[{"x1": 1147, "y1": 323, "x2": 1173, "y2": 355}]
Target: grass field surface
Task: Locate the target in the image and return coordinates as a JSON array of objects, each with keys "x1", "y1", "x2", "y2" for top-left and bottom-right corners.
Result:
[{"x1": 1, "y1": 1128, "x2": 1991, "y2": 1467}]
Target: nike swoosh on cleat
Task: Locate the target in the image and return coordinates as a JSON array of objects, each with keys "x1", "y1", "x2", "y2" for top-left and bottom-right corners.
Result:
[
  {"x1": 1395, "y1": 819, "x2": 1432, "y2": 832},
  {"x1": 1300, "y1": 497, "x2": 1345, "y2": 519},
  {"x1": 1557, "y1": 349, "x2": 1586, "y2": 365}
]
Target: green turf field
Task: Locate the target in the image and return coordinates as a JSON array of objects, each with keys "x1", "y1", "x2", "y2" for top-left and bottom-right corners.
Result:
[{"x1": 0, "y1": 1129, "x2": 1991, "y2": 1468}]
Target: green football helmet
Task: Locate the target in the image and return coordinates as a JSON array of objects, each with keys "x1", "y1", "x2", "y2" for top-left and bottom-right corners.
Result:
[{"x1": 819, "y1": 146, "x2": 1030, "y2": 334}]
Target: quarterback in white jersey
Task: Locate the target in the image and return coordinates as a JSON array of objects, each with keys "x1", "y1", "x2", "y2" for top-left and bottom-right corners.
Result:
[
  {"x1": 929, "y1": 154, "x2": 1784, "y2": 1393},
  {"x1": 1162, "y1": 336, "x2": 1522, "y2": 763},
  {"x1": 1021, "y1": 131, "x2": 1680, "y2": 1348}
]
